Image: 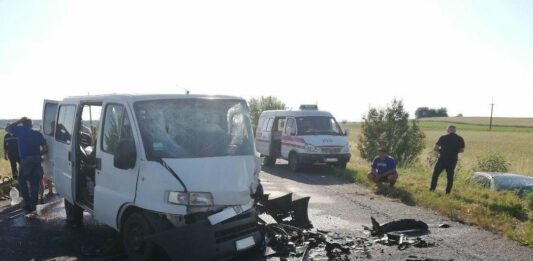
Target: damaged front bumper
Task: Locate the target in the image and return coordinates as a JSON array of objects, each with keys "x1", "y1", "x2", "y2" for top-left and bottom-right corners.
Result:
[{"x1": 147, "y1": 209, "x2": 263, "y2": 261}]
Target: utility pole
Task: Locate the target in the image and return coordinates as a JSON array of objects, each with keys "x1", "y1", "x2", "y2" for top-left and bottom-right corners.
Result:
[
  {"x1": 176, "y1": 84, "x2": 189, "y2": 94},
  {"x1": 489, "y1": 98, "x2": 495, "y2": 131}
]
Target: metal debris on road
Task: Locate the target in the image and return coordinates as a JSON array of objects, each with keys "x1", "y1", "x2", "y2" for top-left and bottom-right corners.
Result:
[
  {"x1": 369, "y1": 216, "x2": 429, "y2": 236},
  {"x1": 258, "y1": 194, "x2": 440, "y2": 260},
  {"x1": 406, "y1": 256, "x2": 454, "y2": 261}
]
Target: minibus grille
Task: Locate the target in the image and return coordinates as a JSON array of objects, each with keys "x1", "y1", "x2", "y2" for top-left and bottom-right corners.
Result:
[{"x1": 214, "y1": 211, "x2": 258, "y2": 244}]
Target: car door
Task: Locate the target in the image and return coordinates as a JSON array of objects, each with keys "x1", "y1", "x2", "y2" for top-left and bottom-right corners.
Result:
[
  {"x1": 281, "y1": 117, "x2": 297, "y2": 158},
  {"x1": 41, "y1": 100, "x2": 58, "y2": 180},
  {"x1": 94, "y1": 103, "x2": 139, "y2": 229},
  {"x1": 255, "y1": 117, "x2": 273, "y2": 156},
  {"x1": 53, "y1": 103, "x2": 77, "y2": 203}
]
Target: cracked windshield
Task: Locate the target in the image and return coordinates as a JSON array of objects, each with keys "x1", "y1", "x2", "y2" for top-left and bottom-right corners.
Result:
[{"x1": 134, "y1": 99, "x2": 254, "y2": 160}]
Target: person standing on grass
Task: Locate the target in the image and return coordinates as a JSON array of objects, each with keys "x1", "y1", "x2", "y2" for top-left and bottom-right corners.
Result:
[
  {"x1": 430, "y1": 125, "x2": 465, "y2": 194},
  {"x1": 4, "y1": 123, "x2": 20, "y2": 180},
  {"x1": 367, "y1": 147, "x2": 398, "y2": 188},
  {"x1": 6, "y1": 117, "x2": 48, "y2": 213}
]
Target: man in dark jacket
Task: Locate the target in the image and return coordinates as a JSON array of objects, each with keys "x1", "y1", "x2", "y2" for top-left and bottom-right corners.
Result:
[
  {"x1": 6, "y1": 117, "x2": 48, "y2": 212},
  {"x1": 4, "y1": 123, "x2": 20, "y2": 180},
  {"x1": 430, "y1": 125, "x2": 465, "y2": 194}
]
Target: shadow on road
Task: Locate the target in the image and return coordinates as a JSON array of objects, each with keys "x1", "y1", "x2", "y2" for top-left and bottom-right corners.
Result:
[
  {"x1": 261, "y1": 162, "x2": 353, "y2": 186},
  {"x1": 263, "y1": 161, "x2": 418, "y2": 207},
  {"x1": 0, "y1": 196, "x2": 123, "y2": 261},
  {"x1": 375, "y1": 184, "x2": 417, "y2": 206}
]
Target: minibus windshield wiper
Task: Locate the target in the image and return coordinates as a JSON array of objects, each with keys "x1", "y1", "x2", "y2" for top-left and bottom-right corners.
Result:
[{"x1": 157, "y1": 158, "x2": 188, "y2": 192}]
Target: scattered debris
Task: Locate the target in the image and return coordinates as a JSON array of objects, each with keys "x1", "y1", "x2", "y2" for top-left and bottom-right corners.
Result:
[
  {"x1": 406, "y1": 255, "x2": 454, "y2": 261},
  {"x1": 370, "y1": 216, "x2": 429, "y2": 236},
  {"x1": 258, "y1": 194, "x2": 438, "y2": 260}
]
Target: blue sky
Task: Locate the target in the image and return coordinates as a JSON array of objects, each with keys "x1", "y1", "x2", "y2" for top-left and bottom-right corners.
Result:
[{"x1": 0, "y1": 0, "x2": 532, "y2": 121}]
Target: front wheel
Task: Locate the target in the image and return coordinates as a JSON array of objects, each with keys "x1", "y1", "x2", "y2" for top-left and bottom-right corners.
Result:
[
  {"x1": 123, "y1": 212, "x2": 157, "y2": 261},
  {"x1": 288, "y1": 153, "x2": 301, "y2": 172}
]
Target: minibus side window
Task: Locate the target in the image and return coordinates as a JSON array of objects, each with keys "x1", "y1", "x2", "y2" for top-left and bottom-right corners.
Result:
[
  {"x1": 43, "y1": 103, "x2": 58, "y2": 136},
  {"x1": 55, "y1": 105, "x2": 76, "y2": 144},
  {"x1": 102, "y1": 104, "x2": 124, "y2": 154}
]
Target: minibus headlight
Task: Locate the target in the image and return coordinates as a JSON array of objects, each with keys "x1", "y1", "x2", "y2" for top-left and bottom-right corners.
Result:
[
  {"x1": 168, "y1": 192, "x2": 214, "y2": 206},
  {"x1": 305, "y1": 144, "x2": 319, "y2": 153}
]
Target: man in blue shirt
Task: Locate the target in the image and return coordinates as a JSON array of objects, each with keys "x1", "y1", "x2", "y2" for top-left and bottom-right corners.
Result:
[
  {"x1": 367, "y1": 147, "x2": 398, "y2": 187},
  {"x1": 4, "y1": 124, "x2": 20, "y2": 180},
  {"x1": 6, "y1": 117, "x2": 48, "y2": 213}
]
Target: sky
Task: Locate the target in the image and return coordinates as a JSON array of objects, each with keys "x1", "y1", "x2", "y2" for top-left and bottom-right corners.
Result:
[{"x1": 0, "y1": 0, "x2": 532, "y2": 121}]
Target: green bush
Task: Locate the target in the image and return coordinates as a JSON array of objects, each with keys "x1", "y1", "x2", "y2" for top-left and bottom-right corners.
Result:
[
  {"x1": 248, "y1": 96, "x2": 286, "y2": 129},
  {"x1": 358, "y1": 99, "x2": 425, "y2": 166},
  {"x1": 474, "y1": 152, "x2": 510, "y2": 172}
]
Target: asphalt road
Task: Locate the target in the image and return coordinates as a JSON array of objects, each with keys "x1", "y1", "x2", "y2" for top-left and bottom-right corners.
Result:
[
  {"x1": 0, "y1": 163, "x2": 532, "y2": 261},
  {"x1": 259, "y1": 162, "x2": 533, "y2": 261}
]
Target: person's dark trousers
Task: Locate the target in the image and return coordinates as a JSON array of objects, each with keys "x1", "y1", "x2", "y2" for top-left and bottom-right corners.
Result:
[
  {"x1": 8, "y1": 155, "x2": 20, "y2": 180},
  {"x1": 18, "y1": 156, "x2": 43, "y2": 211},
  {"x1": 430, "y1": 158, "x2": 458, "y2": 194}
]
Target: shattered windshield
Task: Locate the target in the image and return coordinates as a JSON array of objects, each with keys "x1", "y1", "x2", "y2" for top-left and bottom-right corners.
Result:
[
  {"x1": 296, "y1": 116, "x2": 343, "y2": 136},
  {"x1": 134, "y1": 99, "x2": 254, "y2": 160}
]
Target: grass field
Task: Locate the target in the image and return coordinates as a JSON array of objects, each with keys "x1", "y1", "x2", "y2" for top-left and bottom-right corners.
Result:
[
  {"x1": 340, "y1": 117, "x2": 533, "y2": 246},
  {"x1": 421, "y1": 117, "x2": 533, "y2": 128}
]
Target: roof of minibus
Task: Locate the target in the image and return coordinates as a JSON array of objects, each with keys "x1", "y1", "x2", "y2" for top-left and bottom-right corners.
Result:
[
  {"x1": 259, "y1": 110, "x2": 333, "y2": 118},
  {"x1": 60, "y1": 94, "x2": 244, "y2": 104}
]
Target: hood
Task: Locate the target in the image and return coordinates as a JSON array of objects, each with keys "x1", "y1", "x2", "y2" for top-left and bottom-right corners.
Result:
[
  {"x1": 302, "y1": 135, "x2": 349, "y2": 147},
  {"x1": 162, "y1": 155, "x2": 256, "y2": 206}
]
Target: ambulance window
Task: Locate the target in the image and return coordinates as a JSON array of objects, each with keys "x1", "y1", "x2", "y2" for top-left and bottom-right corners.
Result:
[
  {"x1": 262, "y1": 118, "x2": 271, "y2": 132},
  {"x1": 102, "y1": 104, "x2": 125, "y2": 154},
  {"x1": 266, "y1": 118, "x2": 274, "y2": 132},
  {"x1": 256, "y1": 117, "x2": 265, "y2": 132},
  {"x1": 55, "y1": 105, "x2": 76, "y2": 144},
  {"x1": 277, "y1": 118, "x2": 286, "y2": 131},
  {"x1": 286, "y1": 118, "x2": 296, "y2": 135}
]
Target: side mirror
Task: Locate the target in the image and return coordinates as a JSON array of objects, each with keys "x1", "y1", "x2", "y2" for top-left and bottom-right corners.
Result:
[
  {"x1": 114, "y1": 140, "x2": 137, "y2": 170},
  {"x1": 344, "y1": 129, "x2": 350, "y2": 136}
]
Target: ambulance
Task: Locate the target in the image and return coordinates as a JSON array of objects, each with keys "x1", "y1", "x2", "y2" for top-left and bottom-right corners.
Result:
[
  {"x1": 255, "y1": 105, "x2": 351, "y2": 171},
  {"x1": 41, "y1": 94, "x2": 262, "y2": 260}
]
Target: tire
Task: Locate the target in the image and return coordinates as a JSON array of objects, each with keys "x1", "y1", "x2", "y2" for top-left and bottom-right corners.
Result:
[
  {"x1": 288, "y1": 153, "x2": 301, "y2": 172},
  {"x1": 64, "y1": 199, "x2": 83, "y2": 227},
  {"x1": 263, "y1": 156, "x2": 276, "y2": 166},
  {"x1": 123, "y1": 212, "x2": 157, "y2": 261}
]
